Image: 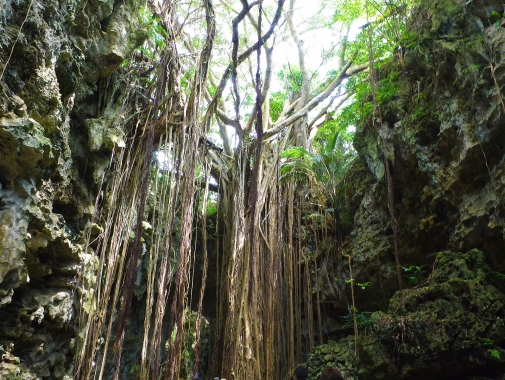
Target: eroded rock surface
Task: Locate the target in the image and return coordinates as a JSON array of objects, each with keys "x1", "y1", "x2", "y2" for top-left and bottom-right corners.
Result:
[
  {"x1": 0, "y1": 0, "x2": 145, "y2": 377},
  {"x1": 321, "y1": 0, "x2": 505, "y2": 312},
  {"x1": 309, "y1": 250, "x2": 505, "y2": 380},
  {"x1": 313, "y1": 0, "x2": 505, "y2": 377}
]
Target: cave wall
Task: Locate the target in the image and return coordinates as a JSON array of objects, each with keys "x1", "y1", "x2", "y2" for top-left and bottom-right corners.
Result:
[{"x1": 0, "y1": 0, "x2": 145, "y2": 377}]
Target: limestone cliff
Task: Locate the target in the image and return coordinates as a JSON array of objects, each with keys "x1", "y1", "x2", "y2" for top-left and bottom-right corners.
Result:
[
  {"x1": 0, "y1": 0, "x2": 145, "y2": 377},
  {"x1": 309, "y1": 0, "x2": 505, "y2": 378}
]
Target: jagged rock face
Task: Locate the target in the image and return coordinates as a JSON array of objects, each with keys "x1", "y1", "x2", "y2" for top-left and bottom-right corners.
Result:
[
  {"x1": 389, "y1": 0, "x2": 505, "y2": 261},
  {"x1": 313, "y1": 0, "x2": 505, "y2": 377},
  {"x1": 322, "y1": 0, "x2": 505, "y2": 313},
  {"x1": 0, "y1": 0, "x2": 145, "y2": 377}
]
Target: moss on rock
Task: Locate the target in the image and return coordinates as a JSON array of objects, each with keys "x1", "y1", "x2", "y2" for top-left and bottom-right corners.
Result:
[{"x1": 306, "y1": 249, "x2": 505, "y2": 379}]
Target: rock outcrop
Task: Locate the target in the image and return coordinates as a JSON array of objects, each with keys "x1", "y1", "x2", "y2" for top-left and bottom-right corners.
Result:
[
  {"x1": 0, "y1": 0, "x2": 145, "y2": 377},
  {"x1": 310, "y1": 0, "x2": 505, "y2": 378},
  {"x1": 319, "y1": 0, "x2": 505, "y2": 313},
  {"x1": 309, "y1": 249, "x2": 505, "y2": 379}
]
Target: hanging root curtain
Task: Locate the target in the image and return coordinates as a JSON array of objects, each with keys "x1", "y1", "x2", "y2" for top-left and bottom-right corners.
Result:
[{"x1": 74, "y1": 0, "x2": 321, "y2": 379}]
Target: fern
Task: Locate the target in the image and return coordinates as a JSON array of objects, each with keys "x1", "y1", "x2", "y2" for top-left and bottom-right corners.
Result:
[
  {"x1": 280, "y1": 127, "x2": 356, "y2": 211},
  {"x1": 488, "y1": 349, "x2": 501, "y2": 360}
]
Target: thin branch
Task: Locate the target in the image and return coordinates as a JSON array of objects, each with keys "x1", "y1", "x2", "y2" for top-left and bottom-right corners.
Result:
[
  {"x1": 231, "y1": 0, "x2": 258, "y2": 128},
  {"x1": 245, "y1": 43, "x2": 274, "y2": 133},
  {"x1": 216, "y1": 106, "x2": 242, "y2": 135},
  {"x1": 204, "y1": 0, "x2": 286, "y2": 130},
  {"x1": 217, "y1": 119, "x2": 233, "y2": 156},
  {"x1": 286, "y1": 0, "x2": 311, "y2": 145},
  {"x1": 307, "y1": 90, "x2": 351, "y2": 132},
  {"x1": 264, "y1": 59, "x2": 367, "y2": 139}
]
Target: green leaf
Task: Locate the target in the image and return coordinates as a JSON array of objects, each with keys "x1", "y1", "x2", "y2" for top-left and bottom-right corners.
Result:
[
  {"x1": 483, "y1": 338, "x2": 494, "y2": 347},
  {"x1": 488, "y1": 349, "x2": 501, "y2": 360},
  {"x1": 280, "y1": 147, "x2": 311, "y2": 159}
]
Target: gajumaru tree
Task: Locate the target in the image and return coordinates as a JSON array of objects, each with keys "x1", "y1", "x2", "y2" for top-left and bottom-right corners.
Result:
[{"x1": 75, "y1": 0, "x2": 411, "y2": 379}]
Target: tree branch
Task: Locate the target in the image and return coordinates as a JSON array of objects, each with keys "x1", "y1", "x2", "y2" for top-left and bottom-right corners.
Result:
[
  {"x1": 307, "y1": 90, "x2": 350, "y2": 132},
  {"x1": 286, "y1": 0, "x2": 311, "y2": 146},
  {"x1": 245, "y1": 43, "x2": 274, "y2": 133},
  {"x1": 217, "y1": 119, "x2": 233, "y2": 156},
  {"x1": 231, "y1": 0, "x2": 255, "y2": 128},
  {"x1": 264, "y1": 59, "x2": 366, "y2": 140},
  {"x1": 203, "y1": 0, "x2": 286, "y2": 131},
  {"x1": 216, "y1": 106, "x2": 243, "y2": 136}
]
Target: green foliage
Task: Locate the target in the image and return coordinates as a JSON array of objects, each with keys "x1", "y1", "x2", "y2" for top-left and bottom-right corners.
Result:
[
  {"x1": 400, "y1": 29, "x2": 418, "y2": 49},
  {"x1": 142, "y1": 6, "x2": 167, "y2": 48},
  {"x1": 120, "y1": 7, "x2": 168, "y2": 72},
  {"x1": 357, "y1": 281, "x2": 370, "y2": 290},
  {"x1": 461, "y1": 64, "x2": 483, "y2": 75},
  {"x1": 328, "y1": 0, "x2": 411, "y2": 133},
  {"x1": 402, "y1": 265, "x2": 425, "y2": 285},
  {"x1": 205, "y1": 202, "x2": 218, "y2": 218},
  {"x1": 377, "y1": 71, "x2": 399, "y2": 104},
  {"x1": 488, "y1": 349, "x2": 501, "y2": 360},
  {"x1": 333, "y1": 0, "x2": 366, "y2": 26},
  {"x1": 339, "y1": 78, "x2": 373, "y2": 127},
  {"x1": 340, "y1": 312, "x2": 375, "y2": 331},
  {"x1": 178, "y1": 310, "x2": 211, "y2": 379},
  {"x1": 280, "y1": 117, "x2": 357, "y2": 224},
  {"x1": 269, "y1": 91, "x2": 287, "y2": 122},
  {"x1": 372, "y1": 313, "x2": 420, "y2": 351},
  {"x1": 342, "y1": 3, "x2": 407, "y2": 68},
  {"x1": 334, "y1": 66, "x2": 398, "y2": 139},
  {"x1": 314, "y1": 118, "x2": 354, "y2": 149},
  {"x1": 280, "y1": 130, "x2": 354, "y2": 193},
  {"x1": 277, "y1": 66, "x2": 304, "y2": 95},
  {"x1": 492, "y1": 271, "x2": 505, "y2": 281},
  {"x1": 412, "y1": 106, "x2": 425, "y2": 120},
  {"x1": 345, "y1": 279, "x2": 370, "y2": 290},
  {"x1": 181, "y1": 67, "x2": 196, "y2": 94},
  {"x1": 129, "y1": 364, "x2": 141, "y2": 379},
  {"x1": 483, "y1": 338, "x2": 495, "y2": 347},
  {"x1": 208, "y1": 84, "x2": 218, "y2": 98},
  {"x1": 242, "y1": 91, "x2": 255, "y2": 108},
  {"x1": 136, "y1": 6, "x2": 167, "y2": 59},
  {"x1": 280, "y1": 146, "x2": 314, "y2": 181}
]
